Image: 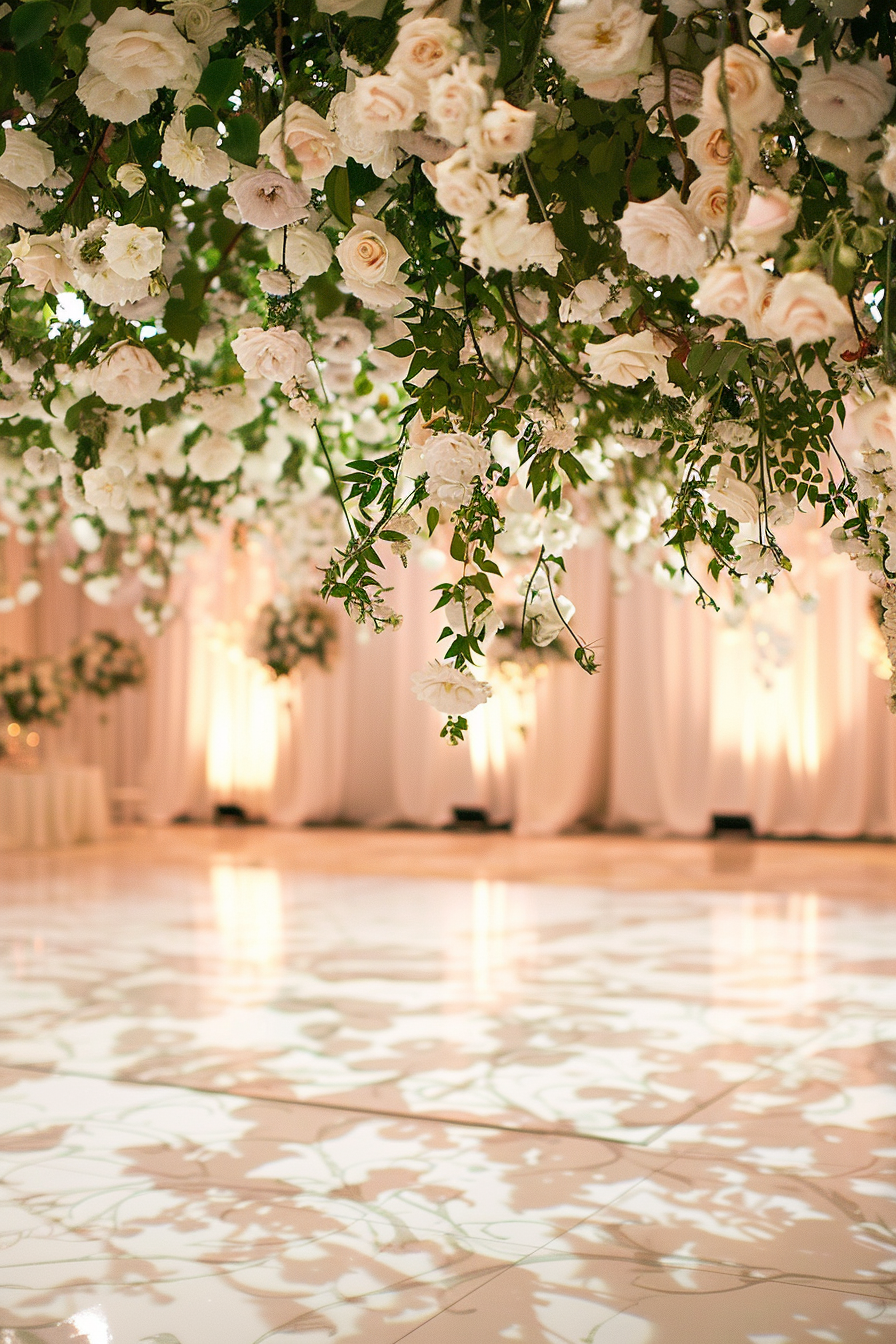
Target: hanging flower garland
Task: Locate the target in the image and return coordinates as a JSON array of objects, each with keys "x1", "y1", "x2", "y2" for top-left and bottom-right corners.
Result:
[
  {"x1": 249, "y1": 593, "x2": 339, "y2": 674},
  {"x1": 69, "y1": 628, "x2": 147, "y2": 696},
  {"x1": 0, "y1": 0, "x2": 895, "y2": 736}
]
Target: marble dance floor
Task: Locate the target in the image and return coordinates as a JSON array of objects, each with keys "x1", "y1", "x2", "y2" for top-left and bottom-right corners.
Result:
[{"x1": 0, "y1": 827, "x2": 895, "y2": 1343}]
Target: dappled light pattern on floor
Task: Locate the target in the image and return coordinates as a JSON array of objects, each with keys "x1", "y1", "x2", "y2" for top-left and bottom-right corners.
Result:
[{"x1": 0, "y1": 834, "x2": 894, "y2": 1342}]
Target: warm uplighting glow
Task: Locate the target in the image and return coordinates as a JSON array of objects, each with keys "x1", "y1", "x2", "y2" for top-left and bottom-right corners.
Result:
[
  {"x1": 210, "y1": 864, "x2": 283, "y2": 1000},
  {"x1": 205, "y1": 638, "x2": 279, "y2": 806}
]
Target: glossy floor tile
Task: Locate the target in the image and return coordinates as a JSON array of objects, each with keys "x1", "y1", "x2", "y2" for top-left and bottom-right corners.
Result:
[{"x1": 0, "y1": 830, "x2": 895, "y2": 1341}]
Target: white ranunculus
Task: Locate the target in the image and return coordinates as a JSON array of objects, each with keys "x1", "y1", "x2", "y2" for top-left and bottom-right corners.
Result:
[
  {"x1": 423, "y1": 148, "x2": 503, "y2": 219},
  {"x1": 77, "y1": 66, "x2": 154, "y2": 124},
  {"x1": 184, "y1": 383, "x2": 261, "y2": 431},
  {"x1": 231, "y1": 325, "x2": 312, "y2": 383},
  {"x1": 693, "y1": 257, "x2": 777, "y2": 339},
  {"x1": 0, "y1": 180, "x2": 41, "y2": 230},
  {"x1": 272, "y1": 224, "x2": 333, "y2": 283},
  {"x1": 764, "y1": 270, "x2": 852, "y2": 347},
  {"x1": 336, "y1": 214, "x2": 410, "y2": 293},
  {"x1": 166, "y1": 0, "x2": 237, "y2": 48},
  {"x1": 547, "y1": 0, "x2": 654, "y2": 85},
  {"x1": 427, "y1": 57, "x2": 489, "y2": 146},
  {"x1": 187, "y1": 432, "x2": 245, "y2": 482},
  {"x1": 315, "y1": 315, "x2": 371, "y2": 362},
  {"x1": 103, "y1": 223, "x2": 165, "y2": 280},
  {"x1": 459, "y1": 195, "x2": 562, "y2": 276},
  {"x1": 410, "y1": 659, "x2": 492, "y2": 714},
  {"x1": 349, "y1": 74, "x2": 419, "y2": 132},
  {"x1": 86, "y1": 7, "x2": 196, "y2": 92},
  {"x1": 82, "y1": 464, "x2": 129, "y2": 513},
  {"x1": 0, "y1": 130, "x2": 55, "y2": 189},
  {"x1": 115, "y1": 163, "x2": 146, "y2": 196},
  {"x1": 88, "y1": 342, "x2": 167, "y2": 407},
  {"x1": 161, "y1": 115, "x2": 230, "y2": 188},
  {"x1": 423, "y1": 430, "x2": 491, "y2": 508},
  {"x1": 732, "y1": 187, "x2": 800, "y2": 254},
  {"x1": 585, "y1": 330, "x2": 679, "y2": 392},
  {"x1": 228, "y1": 169, "x2": 310, "y2": 229},
  {"x1": 259, "y1": 102, "x2": 346, "y2": 183},
  {"x1": 618, "y1": 190, "x2": 703, "y2": 279},
  {"x1": 701, "y1": 44, "x2": 784, "y2": 129},
  {"x1": 707, "y1": 464, "x2": 760, "y2": 524},
  {"x1": 467, "y1": 99, "x2": 536, "y2": 166},
  {"x1": 9, "y1": 234, "x2": 75, "y2": 295},
  {"x1": 685, "y1": 170, "x2": 747, "y2": 232},
  {"x1": 386, "y1": 17, "x2": 463, "y2": 94},
  {"x1": 799, "y1": 57, "x2": 895, "y2": 140}
]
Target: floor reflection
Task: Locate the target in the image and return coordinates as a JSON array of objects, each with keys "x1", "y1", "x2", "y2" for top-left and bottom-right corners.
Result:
[{"x1": 0, "y1": 835, "x2": 894, "y2": 1342}]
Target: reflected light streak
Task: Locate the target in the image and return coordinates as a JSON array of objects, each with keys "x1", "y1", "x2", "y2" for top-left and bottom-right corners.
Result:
[
  {"x1": 712, "y1": 891, "x2": 821, "y2": 997},
  {"x1": 211, "y1": 864, "x2": 283, "y2": 999}
]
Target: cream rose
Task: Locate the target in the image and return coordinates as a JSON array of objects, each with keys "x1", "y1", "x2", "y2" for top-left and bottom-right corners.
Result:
[
  {"x1": 732, "y1": 187, "x2": 799, "y2": 254},
  {"x1": 328, "y1": 90, "x2": 400, "y2": 181},
  {"x1": 315, "y1": 316, "x2": 372, "y2": 363},
  {"x1": 167, "y1": 0, "x2": 237, "y2": 48},
  {"x1": 187, "y1": 432, "x2": 245, "y2": 482},
  {"x1": 103, "y1": 223, "x2": 165, "y2": 280},
  {"x1": 685, "y1": 170, "x2": 748, "y2": 232},
  {"x1": 708, "y1": 465, "x2": 760, "y2": 525},
  {"x1": 686, "y1": 117, "x2": 761, "y2": 178},
  {"x1": 410, "y1": 660, "x2": 492, "y2": 715},
  {"x1": 259, "y1": 102, "x2": 346, "y2": 183},
  {"x1": 459, "y1": 195, "x2": 561, "y2": 276},
  {"x1": 799, "y1": 58, "x2": 895, "y2": 140},
  {"x1": 9, "y1": 234, "x2": 76, "y2": 295},
  {"x1": 423, "y1": 431, "x2": 492, "y2": 508},
  {"x1": 87, "y1": 343, "x2": 167, "y2": 407},
  {"x1": 423, "y1": 149, "x2": 502, "y2": 219},
  {"x1": 271, "y1": 224, "x2": 333, "y2": 283},
  {"x1": 428, "y1": 57, "x2": 489, "y2": 146},
  {"x1": 0, "y1": 130, "x2": 55, "y2": 189},
  {"x1": 693, "y1": 257, "x2": 777, "y2": 339},
  {"x1": 349, "y1": 74, "x2": 419, "y2": 132},
  {"x1": 878, "y1": 126, "x2": 896, "y2": 195},
  {"x1": 618, "y1": 190, "x2": 703, "y2": 279},
  {"x1": 86, "y1": 7, "x2": 196, "y2": 92},
  {"x1": 547, "y1": 0, "x2": 653, "y2": 85},
  {"x1": 852, "y1": 391, "x2": 896, "y2": 457},
  {"x1": 228, "y1": 170, "x2": 310, "y2": 229},
  {"x1": 0, "y1": 181, "x2": 41, "y2": 230},
  {"x1": 701, "y1": 44, "x2": 784, "y2": 129},
  {"x1": 467, "y1": 100, "x2": 536, "y2": 166},
  {"x1": 585, "y1": 329, "x2": 674, "y2": 388},
  {"x1": 232, "y1": 325, "x2": 312, "y2": 383},
  {"x1": 764, "y1": 270, "x2": 852, "y2": 347},
  {"x1": 336, "y1": 215, "x2": 410, "y2": 292},
  {"x1": 386, "y1": 17, "x2": 463, "y2": 93},
  {"x1": 184, "y1": 383, "x2": 261, "y2": 431},
  {"x1": 77, "y1": 66, "x2": 154, "y2": 124},
  {"x1": 162, "y1": 115, "x2": 230, "y2": 188}
]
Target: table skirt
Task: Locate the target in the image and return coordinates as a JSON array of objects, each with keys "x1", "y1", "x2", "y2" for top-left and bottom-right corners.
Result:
[{"x1": 0, "y1": 766, "x2": 109, "y2": 849}]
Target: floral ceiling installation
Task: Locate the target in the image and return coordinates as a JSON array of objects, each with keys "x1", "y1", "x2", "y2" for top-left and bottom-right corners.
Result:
[{"x1": 1, "y1": 0, "x2": 896, "y2": 737}]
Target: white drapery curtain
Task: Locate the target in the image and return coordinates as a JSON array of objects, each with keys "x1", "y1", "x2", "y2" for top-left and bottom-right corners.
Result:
[{"x1": 3, "y1": 519, "x2": 895, "y2": 837}]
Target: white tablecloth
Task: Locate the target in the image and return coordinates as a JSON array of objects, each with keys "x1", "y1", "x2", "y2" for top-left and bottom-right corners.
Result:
[{"x1": 0, "y1": 766, "x2": 109, "y2": 849}]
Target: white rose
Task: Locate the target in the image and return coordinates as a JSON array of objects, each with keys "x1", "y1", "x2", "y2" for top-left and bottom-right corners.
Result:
[
  {"x1": 228, "y1": 169, "x2": 310, "y2": 229},
  {"x1": 103, "y1": 223, "x2": 164, "y2": 280},
  {"x1": 187, "y1": 432, "x2": 245, "y2": 482},
  {"x1": 805, "y1": 130, "x2": 873, "y2": 181},
  {"x1": 580, "y1": 73, "x2": 640, "y2": 102},
  {"x1": 9, "y1": 234, "x2": 75, "y2": 295},
  {"x1": 259, "y1": 102, "x2": 346, "y2": 183},
  {"x1": 82, "y1": 464, "x2": 129, "y2": 512},
  {"x1": 335, "y1": 214, "x2": 410, "y2": 292},
  {"x1": 799, "y1": 58, "x2": 895, "y2": 140},
  {"x1": 386, "y1": 18, "x2": 463, "y2": 94},
  {"x1": 686, "y1": 117, "x2": 761, "y2": 178},
  {"x1": 270, "y1": 224, "x2": 333, "y2": 283},
  {"x1": 852, "y1": 391, "x2": 896, "y2": 456},
  {"x1": 693, "y1": 257, "x2": 777, "y2": 339},
  {"x1": 526, "y1": 588, "x2": 575, "y2": 647},
  {"x1": 685, "y1": 170, "x2": 747, "y2": 233},
  {"x1": 347, "y1": 75, "x2": 419, "y2": 133},
  {"x1": 764, "y1": 270, "x2": 852, "y2": 347},
  {"x1": 86, "y1": 7, "x2": 195, "y2": 92},
  {"x1": 315, "y1": 0, "x2": 386, "y2": 14},
  {"x1": 231, "y1": 325, "x2": 312, "y2": 383},
  {"x1": 0, "y1": 130, "x2": 55, "y2": 189},
  {"x1": 115, "y1": 163, "x2": 146, "y2": 196},
  {"x1": 467, "y1": 100, "x2": 536, "y2": 166},
  {"x1": 88, "y1": 342, "x2": 166, "y2": 407},
  {"x1": 732, "y1": 187, "x2": 799, "y2": 254},
  {"x1": 137, "y1": 423, "x2": 187, "y2": 475},
  {"x1": 410, "y1": 660, "x2": 492, "y2": 714},
  {"x1": 547, "y1": 0, "x2": 653, "y2": 85},
  {"x1": 328, "y1": 90, "x2": 399, "y2": 181},
  {"x1": 427, "y1": 57, "x2": 489, "y2": 145},
  {"x1": 166, "y1": 0, "x2": 237, "y2": 48},
  {"x1": 315, "y1": 316, "x2": 371, "y2": 362},
  {"x1": 618, "y1": 189, "x2": 703, "y2": 279},
  {"x1": 736, "y1": 541, "x2": 781, "y2": 582},
  {"x1": 161, "y1": 115, "x2": 230, "y2": 188},
  {"x1": 701, "y1": 44, "x2": 784, "y2": 129},
  {"x1": 558, "y1": 278, "x2": 613, "y2": 324},
  {"x1": 877, "y1": 126, "x2": 896, "y2": 195},
  {"x1": 707, "y1": 464, "x2": 759, "y2": 525},
  {"x1": 184, "y1": 383, "x2": 261, "y2": 430},
  {"x1": 0, "y1": 180, "x2": 41, "y2": 230},
  {"x1": 639, "y1": 66, "x2": 702, "y2": 120},
  {"x1": 423, "y1": 148, "x2": 502, "y2": 219},
  {"x1": 459, "y1": 195, "x2": 561, "y2": 276},
  {"x1": 583, "y1": 330, "x2": 663, "y2": 387},
  {"x1": 423, "y1": 430, "x2": 491, "y2": 508},
  {"x1": 77, "y1": 66, "x2": 154, "y2": 124}
]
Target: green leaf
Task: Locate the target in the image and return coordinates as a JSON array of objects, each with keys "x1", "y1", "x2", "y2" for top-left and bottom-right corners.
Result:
[
  {"x1": 184, "y1": 104, "x2": 218, "y2": 133},
  {"x1": 0, "y1": 50, "x2": 15, "y2": 108},
  {"x1": 239, "y1": 0, "x2": 273, "y2": 21},
  {"x1": 196, "y1": 57, "x2": 244, "y2": 111},
  {"x1": 426, "y1": 506, "x2": 439, "y2": 534},
  {"x1": 222, "y1": 114, "x2": 260, "y2": 166},
  {"x1": 449, "y1": 531, "x2": 466, "y2": 563},
  {"x1": 164, "y1": 296, "x2": 205, "y2": 347},
  {"x1": 15, "y1": 41, "x2": 54, "y2": 102},
  {"x1": 324, "y1": 165, "x2": 353, "y2": 229},
  {"x1": 11, "y1": 1, "x2": 55, "y2": 49},
  {"x1": 92, "y1": 0, "x2": 136, "y2": 17}
]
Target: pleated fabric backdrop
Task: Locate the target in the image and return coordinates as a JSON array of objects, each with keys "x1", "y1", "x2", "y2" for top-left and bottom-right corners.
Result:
[{"x1": 4, "y1": 517, "x2": 896, "y2": 838}]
